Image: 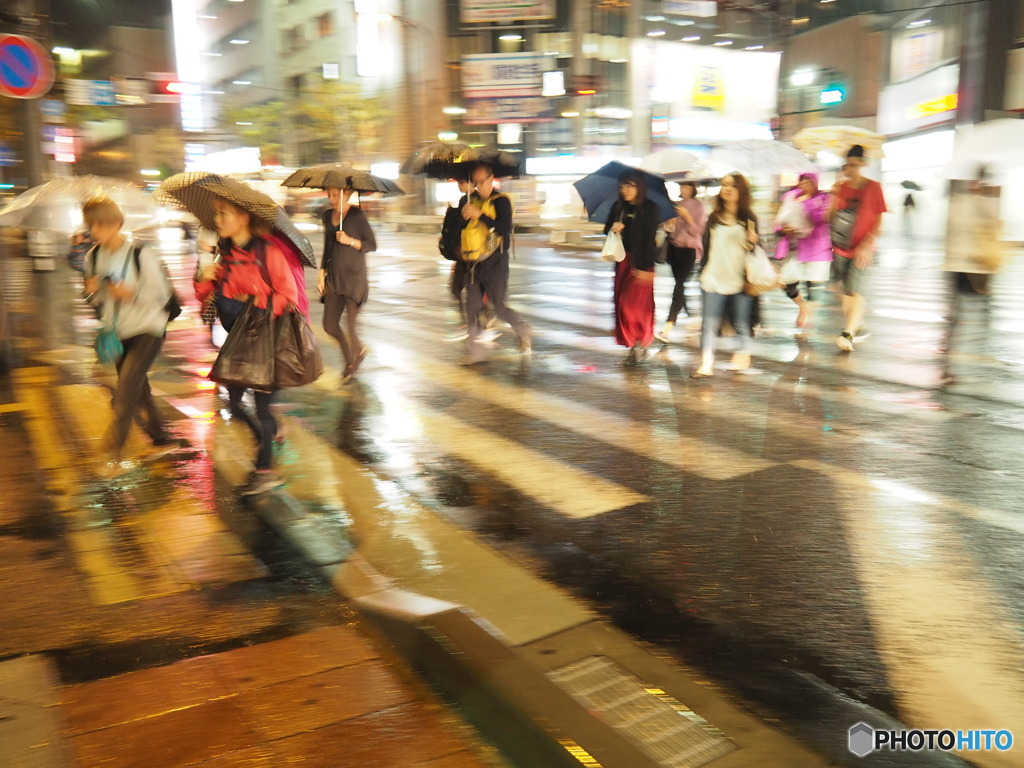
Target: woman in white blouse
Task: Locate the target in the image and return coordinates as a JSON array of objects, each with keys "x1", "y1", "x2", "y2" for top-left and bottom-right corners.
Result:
[{"x1": 691, "y1": 173, "x2": 759, "y2": 378}]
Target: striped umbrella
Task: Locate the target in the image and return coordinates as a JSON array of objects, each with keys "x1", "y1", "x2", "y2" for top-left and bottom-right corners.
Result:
[
  {"x1": 281, "y1": 165, "x2": 405, "y2": 195},
  {"x1": 155, "y1": 172, "x2": 315, "y2": 267}
]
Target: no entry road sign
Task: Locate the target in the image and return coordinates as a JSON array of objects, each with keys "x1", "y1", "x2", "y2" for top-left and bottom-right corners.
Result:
[{"x1": 0, "y1": 34, "x2": 55, "y2": 100}]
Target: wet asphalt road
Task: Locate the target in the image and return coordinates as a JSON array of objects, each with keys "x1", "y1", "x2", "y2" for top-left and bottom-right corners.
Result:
[
  {"x1": 288, "y1": 230, "x2": 1024, "y2": 767},
  {"x1": 9, "y1": 225, "x2": 1024, "y2": 767}
]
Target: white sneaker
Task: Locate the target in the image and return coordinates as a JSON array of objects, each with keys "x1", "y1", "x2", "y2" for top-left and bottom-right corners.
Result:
[{"x1": 478, "y1": 328, "x2": 503, "y2": 343}]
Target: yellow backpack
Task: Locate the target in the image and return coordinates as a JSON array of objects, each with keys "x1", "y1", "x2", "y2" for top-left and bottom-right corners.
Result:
[{"x1": 461, "y1": 192, "x2": 511, "y2": 262}]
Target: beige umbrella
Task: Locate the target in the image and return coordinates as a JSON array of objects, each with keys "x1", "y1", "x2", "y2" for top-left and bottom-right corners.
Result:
[{"x1": 792, "y1": 125, "x2": 885, "y2": 158}]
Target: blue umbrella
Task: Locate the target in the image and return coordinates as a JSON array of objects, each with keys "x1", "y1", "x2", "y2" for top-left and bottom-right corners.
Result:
[{"x1": 572, "y1": 161, "x2": 675, "y2": 225}]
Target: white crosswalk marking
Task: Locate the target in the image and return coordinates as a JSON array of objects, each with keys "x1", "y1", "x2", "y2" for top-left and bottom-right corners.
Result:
[
  {"x1": 803, "y1": 458, "x2": 1024, "y2": 768},
  {"x1": 378, "y1": 343, "x2": 775, "y2": 481}
]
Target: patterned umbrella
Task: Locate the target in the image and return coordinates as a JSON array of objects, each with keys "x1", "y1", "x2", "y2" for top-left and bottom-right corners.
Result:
[
  {"x1": 792, "y1": 125, "x2": 885, "y2": 159},
  {"x1": 155, "y1": 172, "x2": 316, "y2": 267},
  {"x1": 281, "y1": 165, "x2": 404, "y2": 195},
  {"x1": 639, "y1": 149, "x2": 713, "y2": 181},
  {"x1": 707, "y1": 140, "x2": 817, "y2": 176},
  {"x1": 0, "y1": 175, "x2": 159, "y2": 233},
  {"x1": 572, "y1": 161, "x2": 674, "y2": 225}
]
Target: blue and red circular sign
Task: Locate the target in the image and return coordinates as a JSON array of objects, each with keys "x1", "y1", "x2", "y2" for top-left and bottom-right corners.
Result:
[{"x1": 0, "y1": 34, "x2": 55, "y2": 100}]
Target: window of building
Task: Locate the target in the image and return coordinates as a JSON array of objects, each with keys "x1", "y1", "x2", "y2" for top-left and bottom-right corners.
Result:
[
  {"x1": 285, "y1": 26, "x2": 305, "y2": 52},
  {"x1": 317, "y1": 12, "x2": 334, "y2": 38}
]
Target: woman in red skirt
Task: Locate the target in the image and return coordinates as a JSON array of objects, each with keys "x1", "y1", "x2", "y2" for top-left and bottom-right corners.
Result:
[{"x1": 605, "y1": 170, "x2": 662, "y2": 366}]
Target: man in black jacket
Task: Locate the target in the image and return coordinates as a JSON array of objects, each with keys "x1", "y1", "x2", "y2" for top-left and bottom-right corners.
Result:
[{"x1": 461, "y1": 163, "x2": 531, "y2": 363}]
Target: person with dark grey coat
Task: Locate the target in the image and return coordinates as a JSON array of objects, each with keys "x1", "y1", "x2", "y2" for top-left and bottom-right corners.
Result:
[{"x1": 318, "y1": 187, "x2": 377, "y2": 383}]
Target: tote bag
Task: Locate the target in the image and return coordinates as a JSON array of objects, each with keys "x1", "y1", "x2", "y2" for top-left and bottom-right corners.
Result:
[
  {"x1": 743, "y1": 245, "x2": 780, "y2": 296},
  {"x1": 209, "y1": 297, "x2": 276, "y2": 392},
  {"x1": 274, "y1": 307, "x2": 323, "y2": 389}
]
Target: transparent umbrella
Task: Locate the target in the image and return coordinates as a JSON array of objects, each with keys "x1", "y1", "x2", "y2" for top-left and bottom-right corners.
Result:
[
  {"x1": 707, "y1": 140, "x2": 817, "y2": 177},
  {"x1": 639, "y1": 149, "x2": 713, "y2": 181},
  {"x1": 0, "y1": 176, "x2": 160, "y2": 233}
]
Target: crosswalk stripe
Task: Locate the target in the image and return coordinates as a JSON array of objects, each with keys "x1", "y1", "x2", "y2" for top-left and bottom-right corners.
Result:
[
  {"x1": 413, "y1": 404, "x2": 648, "y2": 518},
  {"x1": 804, "y1": 457, "x2": 1024, "y2": 765},
  {"x1": 311, "y1": 345, "x2": 646, "y2": 518},
  {"x1": 379, "y1": 342, "x2": 775, "y2": 482}
]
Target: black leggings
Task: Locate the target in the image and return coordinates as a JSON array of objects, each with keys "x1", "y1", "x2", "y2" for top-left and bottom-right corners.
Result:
[
  {"x1": 666, "y1": 245, "x2": 697, "y2": 322},
  {"x1": 227, "y1": 386, "x2": 276, "y2": 470},
  {"x1": 323, "y1": 292, "x2": 362, "y2": 371}
]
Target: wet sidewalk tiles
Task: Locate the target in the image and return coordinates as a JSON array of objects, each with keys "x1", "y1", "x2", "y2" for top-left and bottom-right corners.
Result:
[{"x1": 60, "y1": 626, "x2": 497, "y2": 768}]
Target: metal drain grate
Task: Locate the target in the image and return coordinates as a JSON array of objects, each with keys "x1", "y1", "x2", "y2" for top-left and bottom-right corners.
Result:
[{"x1": 547, "y1": 656, "x2": 736, "y2": 768}]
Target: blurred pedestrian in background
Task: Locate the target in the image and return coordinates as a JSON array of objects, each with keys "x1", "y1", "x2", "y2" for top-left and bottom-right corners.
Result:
[
  {"x1": 605, "y1": 169, "x2": 660, "y2": 366},
  {"x1": 941, "y1": 167, "x2": 1004, "y2": 385},
  {"x1": 66, "y1": 227, "x2": 93, "y2": 273},
  {"x1": 318, "y1": 185, "x2": 376, "y2": 384},
  {"x1": 691, "y1": 173, "x2": 759, "y2": 378},
  {"x1": 773, "y1": 172, "x2": 832, "y2": 328},
  {"x1": 194, "y1": 197, "x2": 298, "y2": 495},
  {"x1": 655, "y1": 180, "x2": 705, "y2": 344},
  {"x1": 830, "y1": 145, "x2": 887, "y2": 352},
  {"x1": 81, "y1": 198, "x2": 181, "y2": 479}
]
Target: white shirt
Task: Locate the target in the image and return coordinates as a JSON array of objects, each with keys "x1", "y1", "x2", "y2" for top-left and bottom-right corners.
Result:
[
  {"x1": 89, "y1": 240, "x2": 171, "y2": 339},
  {"x1": 700, "y1": 222, "x2": 749, "y2": 295}
]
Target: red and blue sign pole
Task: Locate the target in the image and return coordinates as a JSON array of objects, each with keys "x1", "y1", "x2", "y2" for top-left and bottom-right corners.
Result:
[{"x1": 0, "y1": 34, "x2": 54, "y2": 100}]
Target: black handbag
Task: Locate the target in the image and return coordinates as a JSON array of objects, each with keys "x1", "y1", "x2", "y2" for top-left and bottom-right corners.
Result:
[
  {"x1": 209, "y1": 296, "x2": 276, "y2": 392},
  {"x1": 274, "y1": 306, "x2": 323, "y2": 389}
]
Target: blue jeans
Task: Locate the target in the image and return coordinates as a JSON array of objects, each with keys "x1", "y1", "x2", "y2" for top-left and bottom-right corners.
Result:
[{"x1": 700, "y1": 291, "x2": 754, "y2": 357}]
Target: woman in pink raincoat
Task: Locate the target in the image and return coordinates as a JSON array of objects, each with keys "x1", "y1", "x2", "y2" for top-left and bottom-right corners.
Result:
[{"x1": 773, "y1": 172, "x2": 832, "y2": 328}]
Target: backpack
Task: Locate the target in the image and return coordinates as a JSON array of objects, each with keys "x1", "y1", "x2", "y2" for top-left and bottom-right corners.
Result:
[
  {"x1": 438, "y1": 205, "x2": 463, "y2": 261},
  {"x1": 133, "y1": 247, "x2": 183, "y2": 321},
  {"x1": 461, "y1": 192, "x2": 510, "y2": 262}
]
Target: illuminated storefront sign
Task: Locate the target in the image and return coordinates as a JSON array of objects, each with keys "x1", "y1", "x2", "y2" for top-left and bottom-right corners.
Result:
[
  {"x1": 461, "y1": 0, "x2": 555, "y2": 23},
  {"x1": 878, "y1": 62, "x2": 959, "y2": 135},
  {"x1": 907, "y1": 93, "x2": 957, "y2": 119},
  {"x1": 463, "y1": 53, "x2": 546, "y2": 99},
  {"x1": 634, "y1": 40, "x2": 779, "y2": 141}
]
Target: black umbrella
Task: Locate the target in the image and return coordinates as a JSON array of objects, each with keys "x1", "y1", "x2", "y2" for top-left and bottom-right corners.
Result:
[
  {"x1": 281, "y1": 165, "x2": 404, "y2": 195},
  {"x1": 155, "y1": 171, "x2": 316, "y2": 267},
  {"x1": 400, "y1": 140, "x2": 472, "y2": 179},
  {"x1": 901, "y1": 180, "x2": 922, "y2": 190},
  {"x1": 572, "y1": 161, "x2": 674, "y2": 225},
  {"x1": 402, "y1": 144, "x2": 521, "y2": 180}
]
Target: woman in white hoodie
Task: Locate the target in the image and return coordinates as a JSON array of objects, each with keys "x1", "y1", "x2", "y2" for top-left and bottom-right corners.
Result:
[{"x1": 82, "y1": 197, "x2": 180, "y2": 478}]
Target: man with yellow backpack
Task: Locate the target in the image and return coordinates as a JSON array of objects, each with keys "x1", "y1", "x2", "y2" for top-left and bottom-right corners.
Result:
[{"x1": 460, "y1": 163, "x2": 531, "y2": 364}]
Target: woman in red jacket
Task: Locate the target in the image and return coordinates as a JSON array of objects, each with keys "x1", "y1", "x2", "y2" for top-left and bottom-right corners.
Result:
[{"x1": 195, "y1": 197, "x2": 298, "y2": 496}]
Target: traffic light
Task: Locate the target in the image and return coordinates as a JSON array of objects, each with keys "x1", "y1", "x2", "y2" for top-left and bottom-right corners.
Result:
[
  {"x1": 147, "y1": 72, "x2": 182, "y2": 103},
  {"x1": 819, "y1": 83, "x2": 846, "y2": 107}
]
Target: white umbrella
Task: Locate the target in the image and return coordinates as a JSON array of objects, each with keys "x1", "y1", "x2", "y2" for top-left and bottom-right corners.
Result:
[
  {"x1": 0, "y1": 175, "x2": 160, "y2": 233},
  {"x1": 792, "y1": 125, "x2": 885, "y2": 158},
  {"x1": 707, "y1": 140, "x2": 816, "y2": 176},
  {"x1": 942, "y1": 119, "x2": 1024, "y2": 179},
  {"x1": 639, "y1": 149, "x2": 713, "y2": 181}
]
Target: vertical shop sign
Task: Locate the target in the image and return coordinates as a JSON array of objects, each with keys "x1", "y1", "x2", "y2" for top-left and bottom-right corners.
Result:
[{"x1": 693, "y1": 64, "x2": 724, "y2": 111}]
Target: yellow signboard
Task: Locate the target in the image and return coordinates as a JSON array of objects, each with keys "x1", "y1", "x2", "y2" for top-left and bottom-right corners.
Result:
[
  {"x1": 693, "y1": 64, "x2": 724, "y2": 111},
  {"x1": 907, "y1": 93, "x2": 957, "y2": 120}
]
